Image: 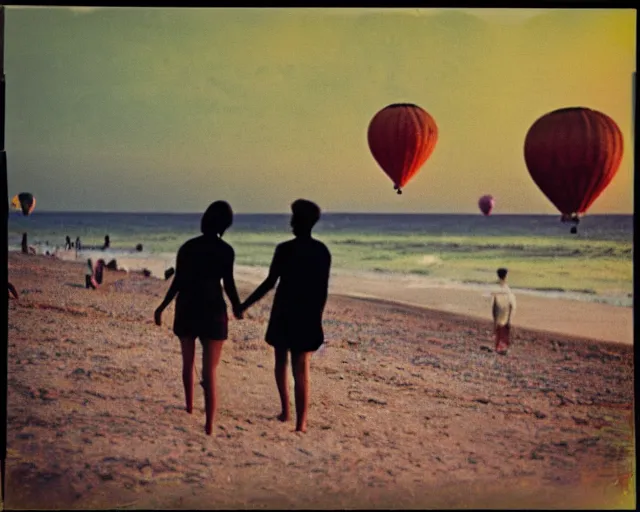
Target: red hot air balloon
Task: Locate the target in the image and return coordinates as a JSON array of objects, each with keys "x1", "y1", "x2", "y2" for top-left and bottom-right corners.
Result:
[
  {"x1": 524, "y1": 107, "x2": 623, "y2": 231},
  {"x1": 367, "y1": 103, "x2": 438, "y2": 195},
  {"x1": 478, "y1": 195, "x2": 495, "y2": 216}
]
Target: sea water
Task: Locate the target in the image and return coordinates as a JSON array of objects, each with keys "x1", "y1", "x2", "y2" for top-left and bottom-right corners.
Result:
[{"x1": 8, "y1": 212, "x2": 633, "y2": 308}]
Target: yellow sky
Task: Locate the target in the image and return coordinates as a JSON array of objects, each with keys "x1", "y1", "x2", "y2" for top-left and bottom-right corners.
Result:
[{"x1": 5, "y1": 7, "x2": 636, "y2": 213}]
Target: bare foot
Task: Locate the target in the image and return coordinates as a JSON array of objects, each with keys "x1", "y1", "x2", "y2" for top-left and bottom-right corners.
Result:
[
  {"x1": 186, "y1": 406, "x2": 193, "y2": 414},
  {"x1": 277, "y1": 411, "x2": 291, "y2": 422},
  {"x1": 295, "y1": 423, "x2": 307, "y2": 433},
  {"x1": 205, "y1": 423, "x2": 213, "y2": 435}
]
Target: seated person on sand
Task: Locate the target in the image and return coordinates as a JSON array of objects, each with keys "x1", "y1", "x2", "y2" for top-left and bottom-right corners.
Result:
[
  {"x1": 154, "y1": 201, "x2": 243, "y2": 436},
  {"x1": 21, "y1": 233, "x2": 34, "y2": 255},
  {"x1": 491, "y1": 267, "x2": 516, "y2": 355},
  {"x1": 8, "y1": 282, "x2": 19, "y2": 300},
  {"x1": 85, "y1": 258, "x2": 106, "y2": 290},
  {"x1": 240, "y1": 199, "x2": 332, "y2": 433}
]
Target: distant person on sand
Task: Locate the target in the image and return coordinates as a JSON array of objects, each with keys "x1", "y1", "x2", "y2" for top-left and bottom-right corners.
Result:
[
  {"x1": 491, "y1": 268, "x2": 516, "y2": 355},
  {"x1": 102, "y1": 235, "x2": 110, "y2": 250},
  {"x1": 65, "y1": 236, "x2": 72, "y2": 250},
  {"x1": 154, "y1": 201, "x2": 243, "y2": 436},
  {"x1": 21, "y1": 233, "x2": 36, "y2": 255},
  {"x1": 240, "y1": 199, "x2": 331, "y2": 433},
  {"x1": 76, "y1": 236, "x2": 82, "y2": 251},
  {"x1": 85, "y1": 258, "x2": 106, "y2": 289},
  {"x1": 8, "y1": 282, "x2": 19, "y2": 299}
]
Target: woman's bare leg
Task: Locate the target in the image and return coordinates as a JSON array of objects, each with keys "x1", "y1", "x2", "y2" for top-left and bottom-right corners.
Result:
[
  {"x1": 274, "y1": 348, "x2": 291, "y2": 422},
  {"x1": 291, "y1": 351, "x2": 311, "y2": 433},
  {"x1": 201, "y1": 339, "x2": 225, "y2": 435},
  {"x1": 179, "y1": 337, "x2": 196, "y2": 414}
]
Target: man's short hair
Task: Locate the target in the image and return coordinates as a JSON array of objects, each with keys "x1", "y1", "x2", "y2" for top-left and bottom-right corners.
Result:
[
  {"x1": 291, "y1": 199, "x2": 321, "y2": 229},
  {"x1": 497, "y1": 267, "x2": 508, "y2": 280},
  {"x1": 201, "y1": 200, "x2": 233, "y2": 236}
]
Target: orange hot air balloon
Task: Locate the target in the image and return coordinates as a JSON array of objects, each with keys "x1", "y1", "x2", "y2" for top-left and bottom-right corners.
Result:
[
  {"x1": 367, "y1": 103, "x2": 438, "y2": 195},
  {"x1": 478, "y1": 195, "x2": 495, "y2": 216},
  {"x1": 11, "y1": 192, "x2": 36, "y2": 216},
  {"x1": 524, "y1": 107, "x2": 623, "y2": 228}
]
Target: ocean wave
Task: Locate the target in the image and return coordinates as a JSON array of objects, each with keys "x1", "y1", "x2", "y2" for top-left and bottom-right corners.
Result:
[{"x1": 10, "y1": 249, "x2": 632, "y2": 309}]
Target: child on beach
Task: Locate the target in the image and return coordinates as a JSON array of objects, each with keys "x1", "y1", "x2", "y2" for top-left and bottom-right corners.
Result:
[
  {"x1": 240, "y1": 199, "x2": 331, "y2": 433},
  {"x1": 154, "y1": 201, "x2": 243, "y2": 435},
  {"x1": 85, "y1": 259, "x2": 106, "y2": 289},
  {"x1": 491, "y1": 267, "x2": 516, "y2": 355}
]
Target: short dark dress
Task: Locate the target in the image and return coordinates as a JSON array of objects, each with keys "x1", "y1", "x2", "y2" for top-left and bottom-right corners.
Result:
[
  {"x1": 172, "y1": 235, "x2": 234, "y2": 341},
  {"x1": 265, "y1": 237, "x2": 331, "y2": 353}
]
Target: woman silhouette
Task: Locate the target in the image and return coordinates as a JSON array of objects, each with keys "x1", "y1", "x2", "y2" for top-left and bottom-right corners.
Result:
[{"x1": 154, "y1": 201, "x2": 243, "y2": 435}]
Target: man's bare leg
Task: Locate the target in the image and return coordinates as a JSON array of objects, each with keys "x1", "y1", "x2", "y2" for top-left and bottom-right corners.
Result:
[
  {"x1": 179, "y1": 337, "x2": 196, "y2": 413},
  {"x1": 291, "y1": 351, "x2": 311, "y2": 433},
  {"x1": 202, "y1": 339, "x2": 225, "y2": 435},
  {"x1": 274, "y1": 348, "x2": 291, "y2": 422}
]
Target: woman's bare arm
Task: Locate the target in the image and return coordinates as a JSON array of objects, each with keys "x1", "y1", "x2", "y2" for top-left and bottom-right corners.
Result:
[
  {"x1": 155, "y1": 249, "x2": 183, "y2": 325},
  {"x1": 157, "y1": 277, "x2": 180, "y2": 311}
]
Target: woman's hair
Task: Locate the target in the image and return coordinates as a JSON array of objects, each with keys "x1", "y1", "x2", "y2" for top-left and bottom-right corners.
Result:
[
  {"x1": 201, "y1": 200, "x2": 234, "y2": 236},
  {"x1": 291, "y1": 199, "x2": 321, "y2": 229}
]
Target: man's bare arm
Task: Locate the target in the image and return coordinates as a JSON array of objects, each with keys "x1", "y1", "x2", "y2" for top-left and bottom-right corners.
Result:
[{"x1": 241, "y1": 248, "x2": 280, "y2": 310}]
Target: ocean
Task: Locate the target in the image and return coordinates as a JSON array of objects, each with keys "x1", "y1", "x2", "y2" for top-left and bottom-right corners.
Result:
[{"x1": 8, "y1": 212, "x2": 633, "y2": 308}]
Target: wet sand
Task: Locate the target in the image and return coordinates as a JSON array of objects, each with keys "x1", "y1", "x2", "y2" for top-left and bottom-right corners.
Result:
[
  {"x1": 5, "y1": 253, "x2": 635, "y2": 509},
  {"x1": 236, "y1": 265, "x2": 634, "y2": 346}
]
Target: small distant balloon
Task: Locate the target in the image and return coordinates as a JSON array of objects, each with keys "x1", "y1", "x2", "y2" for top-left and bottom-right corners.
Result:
[
  {"x1": 478, "y1": 195, "x2": 495, "y2": 216},
  {"x1": 367, "y1": 103, "x2": 438, "y2": 194},
  {"x1": 11, "y1": 192, "x2": 36, "y2": 216}
]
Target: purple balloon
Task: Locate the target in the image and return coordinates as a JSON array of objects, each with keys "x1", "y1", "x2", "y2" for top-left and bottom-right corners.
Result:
[{"x1": 478, "y1": 195, "x2": 495, "y2": 216}]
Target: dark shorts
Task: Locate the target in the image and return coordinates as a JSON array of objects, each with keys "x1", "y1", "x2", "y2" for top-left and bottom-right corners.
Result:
[
  {"x1": 173, "y1": 310, "x2": 228, "y2": 341},
  {"x1": 266, "y1": 339, "x2": 324, "y2": 355}
]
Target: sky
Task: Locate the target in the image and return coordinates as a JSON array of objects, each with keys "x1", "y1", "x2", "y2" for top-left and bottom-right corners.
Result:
[{"x1": 4, "y1": 7, "x2": 636, "y2": 214}]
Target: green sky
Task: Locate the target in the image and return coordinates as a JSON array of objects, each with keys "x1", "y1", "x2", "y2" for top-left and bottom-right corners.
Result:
[{"x1": 4, "y1": 7, "x2": 636, "y2": 213}]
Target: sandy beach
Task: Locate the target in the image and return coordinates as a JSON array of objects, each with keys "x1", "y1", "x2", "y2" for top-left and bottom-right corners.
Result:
[{"x1": 5, "y1": 253, "x2": 635, "y2": 509}]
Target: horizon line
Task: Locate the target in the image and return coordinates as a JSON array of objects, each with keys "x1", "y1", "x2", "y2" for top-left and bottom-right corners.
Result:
[{"x1": 11, "y1": 211, "x2": 635, "y2": 216}]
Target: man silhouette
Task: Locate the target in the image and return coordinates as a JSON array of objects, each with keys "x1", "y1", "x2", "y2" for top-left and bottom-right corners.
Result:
[{"x1": 241, "y1": 199, "x2": 331, "y2": 432}]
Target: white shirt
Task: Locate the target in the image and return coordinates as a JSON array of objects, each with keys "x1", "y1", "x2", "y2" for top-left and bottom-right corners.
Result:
[{"x1": 488, "y1": 282, "x2": 516, "y2": 326}]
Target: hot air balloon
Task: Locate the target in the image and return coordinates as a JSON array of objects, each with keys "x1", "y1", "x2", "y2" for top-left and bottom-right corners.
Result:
[
  {"x1": 478, "y1": 195, "x2": 495, "y2": 216},
  {"x1": 524, "y1": 107, "x2": 623, "y2": 233},
  {"x1": 11, "y1": 192, "x2": 36, "y2": 216},
  {"x1": 367, "y1": 103, "x2": 438, "y2": 194}
]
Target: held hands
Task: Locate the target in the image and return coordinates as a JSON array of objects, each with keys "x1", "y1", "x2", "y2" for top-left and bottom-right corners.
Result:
[
  {"x1": 233, "y1": 301, "x2": 254, "y2": 320},
  {"x1": 232, "y1": 303, "x2": 245, "y2": 320}
]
